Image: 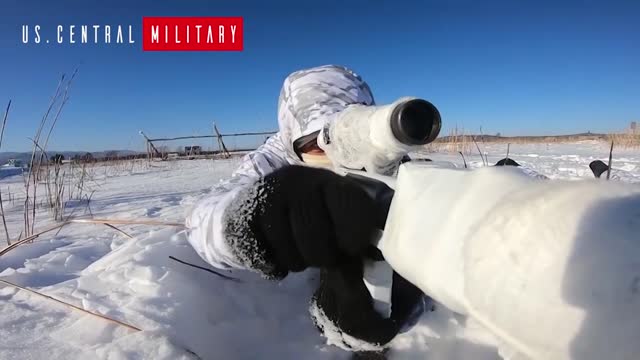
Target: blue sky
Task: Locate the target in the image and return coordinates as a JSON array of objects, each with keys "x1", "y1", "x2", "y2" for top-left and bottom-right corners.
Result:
[{"x1": 0, "y1": 0, "x2": 638, "y2": 152}]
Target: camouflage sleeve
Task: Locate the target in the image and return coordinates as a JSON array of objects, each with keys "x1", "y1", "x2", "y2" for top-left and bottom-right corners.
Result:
[{"x1": 185, "y1": 133, "x2": 296, "y2": 270}]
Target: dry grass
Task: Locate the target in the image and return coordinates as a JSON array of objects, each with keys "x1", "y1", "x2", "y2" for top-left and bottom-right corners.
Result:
[
  {"x1": 0, "y1": 70, "x2": 104, "y2": 245},
  {"x1": 25, "y1": 71, "x2": 85, "y2": 232},
  {"x1": 23, "y1": 72, "x2": 76, "y2": 236},
  {"x1": 425, "y1": 126, "x2": 490, "y2": 164},
  {"x1": 607, "y1": 132, "x2": 640, "y2": 149},
  {"x1": 426, "y1": 128, "x2": 640, "y2": 154},
  {"x1": 0, "y1": 216, "x2": 189, "y2": 336},
  {"x1": 426, "y1": 126, "x2": 474, "y2": 154}
]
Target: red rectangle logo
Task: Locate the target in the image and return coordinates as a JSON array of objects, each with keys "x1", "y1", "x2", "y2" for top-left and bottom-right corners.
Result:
[{"x1": 142, "y1": 17, "x2": 243, "y2": 51}]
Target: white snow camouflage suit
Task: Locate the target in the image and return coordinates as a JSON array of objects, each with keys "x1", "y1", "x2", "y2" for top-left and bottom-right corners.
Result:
[
  {"x1": 187, "y1": 65, "x2": 376, "y2": 271},
  {"x1": 186, "y1": 65, "x2": 425, "y2": 352}
]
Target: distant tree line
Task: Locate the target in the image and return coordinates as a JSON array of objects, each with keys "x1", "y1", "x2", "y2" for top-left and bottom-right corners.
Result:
[
  {"x1": 39, "y1": 148, "x2": 242, "y2": 165},
  {"x1": 50, "y1": 154, "x2": 65, "y2": 164},
  {"x1": 63, "y1": 152, "x2": 141, "y2": 163},
  {"x1": 71, "y1": 153, "x2": 95, "y2": 162}
]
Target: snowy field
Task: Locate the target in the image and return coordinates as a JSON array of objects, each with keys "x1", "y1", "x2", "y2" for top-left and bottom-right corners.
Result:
[
  {"x1": 423, "y1": 140, "x2": 640, "y2": 182},
  {"x1": 0, "y1": 140, "x2": 639, "y2": 360}
]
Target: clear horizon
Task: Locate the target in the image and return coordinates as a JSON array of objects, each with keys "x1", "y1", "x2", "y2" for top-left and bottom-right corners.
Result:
[{"x1": 1, "y1": 0, "x2": 639, "y2": 152}]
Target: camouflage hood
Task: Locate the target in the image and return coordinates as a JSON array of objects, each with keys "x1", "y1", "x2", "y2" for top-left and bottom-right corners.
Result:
[{"x1": 277, "y1": 65, "x2": 375, "y2": 158}]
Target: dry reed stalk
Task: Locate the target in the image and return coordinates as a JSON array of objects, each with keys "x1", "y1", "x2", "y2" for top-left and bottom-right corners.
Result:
[
  {"x1": 0, "y1": 192, "x2": 9, "y2": 246},
  {"x1": 0, "y1": 100, "x2": 9, "y2": 146},
  {"x1": 169, "y1": 256, "x2": 240, "y2": 282},
  {"x1": 7, "y1": 187, "x2": 13, "y2": 206},
  {"x1": 0, "y1": 278, "x2": 141, "y2": 332},
  {"x1": 40, "y1": 69, "x2": 78, "y2": 156},
  {"x1": 607, "y1": 141, "x2": 614, "y2": 180},
  {"x1": 0, "y1": 101, "x2": 11, "y2": 245},
  {"x1": 102, "y1": 223, "x2": 134, "y2": 239},
  {"x1": 24, "y1": 77, "x2": 65, "y2": 236},
  {"x1": 0, "y1": 222, "x2": 69, "y2": 256},
  {"x1": 24, "y1": 70, "x2": 78, "y2": 236},
  {"x1": 0, "y1": 217, "x2": 184, "y2": 257},
  {"x1": 472, "y1": 136, "x2": 487, "y2": 166},
  {"x1": 459, "y1": 151, "x2": 468, "y2": 169},
  {"x1": 39, "y1": 72, "x2": 76, "y2": 224},
  {"x1": 68, "y1": 218, "x2": 185, "y2": 227},
  {"x1": 479, "y1": 126, "x2": 488, "y2": 161}
]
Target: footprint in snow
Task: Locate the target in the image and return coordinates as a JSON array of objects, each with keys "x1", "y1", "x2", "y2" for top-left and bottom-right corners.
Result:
[
  {"x1": 145, "y1": 207, "x2": 162, "y2": 217},
  {"x1": 162, "y1": 195, "x2": 182, "y2": 206}
]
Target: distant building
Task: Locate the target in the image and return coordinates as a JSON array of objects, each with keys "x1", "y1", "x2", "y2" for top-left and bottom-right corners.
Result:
[
  {"x1": 5, "y1": 159, "x2": 24, "y2": 168},
  {"x1": 184, "y1": 146, "x2": 202, "y2": 155},
  {"x1": 631, "y1": 121, "x2": 637, "y2": 133}
]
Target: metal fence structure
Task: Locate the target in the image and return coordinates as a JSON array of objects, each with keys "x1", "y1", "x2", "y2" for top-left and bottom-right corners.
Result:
[{"x1": 139, "y1": 125, "x2": 277, "y2": 160}]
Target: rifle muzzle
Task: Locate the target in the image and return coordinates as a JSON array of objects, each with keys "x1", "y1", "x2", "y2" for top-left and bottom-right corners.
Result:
[{"x1": 390, "y1": 99, "x2": 441, "y2": 146}]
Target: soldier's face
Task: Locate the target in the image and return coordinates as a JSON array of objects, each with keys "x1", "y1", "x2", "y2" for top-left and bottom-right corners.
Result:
[{"x1": 299, "y1": 140, "x2": 325, "y2": 155}]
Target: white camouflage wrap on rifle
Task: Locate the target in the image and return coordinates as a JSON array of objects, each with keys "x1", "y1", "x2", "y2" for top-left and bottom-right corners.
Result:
[{"x1": 186, "y1": 65, "x2": 375, "y2": 270}]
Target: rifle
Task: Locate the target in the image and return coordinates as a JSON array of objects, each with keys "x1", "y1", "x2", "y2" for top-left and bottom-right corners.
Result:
[{"x1": 328, "y1": 98, "x2": 640, "y2": 359}]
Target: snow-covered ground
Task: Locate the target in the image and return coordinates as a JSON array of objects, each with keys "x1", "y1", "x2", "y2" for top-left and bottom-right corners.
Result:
[
  {"x1": 422, "y1": 140, "x2": 640, "y2": 182},
  {"x1": 0, "y1": 140, "x2": 638, "y2": 360}
]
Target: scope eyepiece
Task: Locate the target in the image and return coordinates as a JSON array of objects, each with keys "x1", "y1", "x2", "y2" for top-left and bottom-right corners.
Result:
[{"x1": 390, "y1": 99, "x2": 441, "y2": 146}]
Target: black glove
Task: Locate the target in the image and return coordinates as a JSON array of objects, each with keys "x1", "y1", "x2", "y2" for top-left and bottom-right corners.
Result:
[
  {"x1": 310, "y1": 258, "x2": 429, "y2": 351},
  {"x1": 311, "y1": 259, "x2": 399, "y2": 349},
  {"x1": 224, "y1": 165, "x2": 382, "y2": 279}
]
